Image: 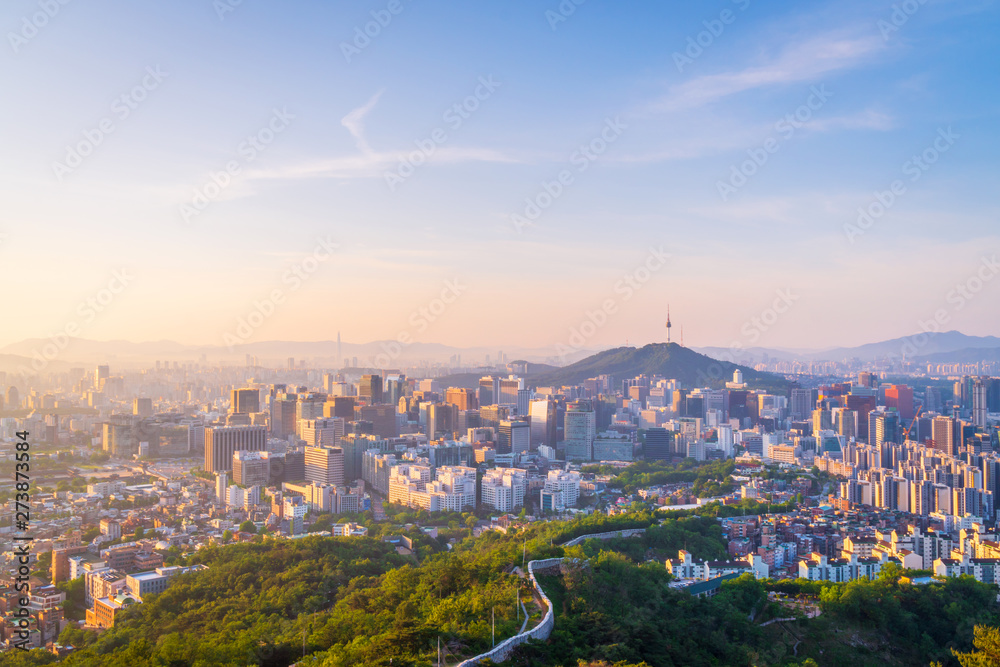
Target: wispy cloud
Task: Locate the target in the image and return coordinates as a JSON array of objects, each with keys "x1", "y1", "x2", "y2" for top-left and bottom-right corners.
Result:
[
  {"x1": 244, "y1": 91, "x2": 518, "y2": 183},
  {"x1": 341, "y1": 89, "x2": 384, "y2": 155},
  {"x1": 652, "y1": 31, "x2": 886, "y2": 112}
]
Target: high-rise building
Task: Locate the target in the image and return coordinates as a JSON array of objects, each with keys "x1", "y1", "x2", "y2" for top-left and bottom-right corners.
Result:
[
  {"x1": 359, "y1": 375, "x2": 383, "y2": 404},
  {"x1": 132, "y1": 398, "x2": 153, "y2": 417},
  {"x1": 564, "y1": 401, "x2": 596, "y2": 461},
  {"x1": 857, "y1": 372, "x2": 878, "y2": 389},
  {"x1": 230, "y1": 388, "x2": 260, "y2": 414},
  {"x1": 270, "y1": 393, "x2": 298, "y2": 438},
  {"x1": 924, "y1": 386, "x2": 943, "y2": 414},
  {"x1": 359, "y1": 404, "x2": 399, "y2": 438},
  {"x1": 498, "y1": 419, "x2": 531, "y2": 455},
  {"x1": 812, "y1": 409, "x2": 832, "y2": 433},
  {"x1": 427, "y1": 402, "x2": 458, "y2": 440},
  {"x1": 300, "y1": 418, "x2": 345, "y2": 448},
  {"x1": 644, "y1": 427, "x2": 675, "y2": 461},
  {"x1": 931, "y1": 416, "x2": 956, "y2": 455},
  {"x1": 295, "y1": 393, "x2": 327, "y2": 436},
  {"x1": 232, "y1": 450, "x2": 270, "y2": 486},
  {"x1": 836, "y1": 409, "x2": 858, "y2": 441},
  {"x1": 885, "y1": 385, "x2": 915, "y2": 421},
  {"x1": 972, "y1": 378, "x2": 989, "y2": 428},
  {"x1": 95, "y1": 364, "x2": 110, "y2": 390},
  {"x1": 481, "y1": 468, "x2": 528, "y2": 512},
  {"x1": 204, "y1": 425, "x2": 267, "y2": 473},
  {"x1": 498, "y1": 376, "x2": 522, "y2": 407},
  {"x1": 480, "y1": 404, "x2": 510, "y2": 430},
  {"x1": 541, "y1": 470, "x2": 581, "y2": 511},
  {"x1": 445, "y1": 387, "x2": 478, "y2": 411},
  {"x1": 870, "y1": 412, "x2": 899, "y2": 448},
  {"x1": 102, "y1": 414, "x2": 139, "y2": 458},
  {"x1": 529, "y1": 399, "x2": 556, "y2": 448},
  {"x1": 384, "y1": 374, "x2": 406, "y2": 406},
  {"x1": 478, "y1": 376, "x2": 499, "y2": 406},
  {"x1": 304, "y1": 446, "x2": 345, "y2": 486},
  {"x1": 790, "y1": 389, "x2": 812, "y2": 421},
  {"x1": 324, "y1": 396, "x2": 356, "y2": 420}
]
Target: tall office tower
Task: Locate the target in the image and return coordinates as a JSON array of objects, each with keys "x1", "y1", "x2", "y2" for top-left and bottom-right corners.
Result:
[
  {"x1": 836, "y1": 409, "x2": 858, "y2": 440},
  {"x1": 478, "y1": 376, "x2": 499, "y2": 406},
  {"x1": 132, "y1": 398, "x2": 153, "y2": 417},
  {"x1": 845, "y1": 394, "x2": 877, "y2": 441},
  {"x1": 884, "y1": 385, "x2": 915, "y2": 420},
  {"x1": 457, "y1": 409, "x2": 481, "y2": 433},
  {"x1": 715, "y1": 423, "x2": 734, "y2": 458},
  {"x1": 871, "y1": 411, "x2": 900, "y2": 448},
  {"x1": 987, "y1": 378, "x2": 1000, "y2": 413},
  {"x1": 931, "y1": 416, "x2": 956, "y2": 455},
  {"x1": 790, "y1": 388, "x2": 812, "y2": 421},
  {"x1": 497, "y1": 419, "x2": 530, "y2": 455},
  {"x1": 812, "y1": 408, "x2": 832, "y2": 433},
  {"x1": 445, "y1": 387, "x2": 478, "y2": 411},
  {"x1": 295, "y1": 393, "x2": 327, "y2": 436},
  {"x1": 324, "y1": 396, "x2": 356, "y2": 420},
  {"x1": 564, "y1": 401, "x2": 596, "y2": 461},
  {"x1": 232, "y1": 450, "x2": 270, "y2": 486},
  {"x1": 428, "y1": 402, "x2": 458, "y2": 440},
  {"x1": 322, "y1": 373, "x2": 336, "y2": 394},
  {"x1": 5, "y1": 386, "x2": 19, "y2": 409},
  {"x1": 973, "y1": 378, "x2": 989, "y2": 428},
  {"x1": 305, "y1": 446, "x2": 345, "y2": 486},
  {"x1": 360, "y1": 404, "x2": 399, "y2": 438},
  {"x1": 300, "y1": 418, "x2": 345, "y2": 448},
  {"x1": 644, "y1": 427, "x2": 675, "y2": 461},
  {"x1": 269, "y1": 393, "x2": 298, "y2": 438},
  {"x1": 983, "y1": 459, "x2": 1000, "y2": 500},
  {"x1": 498, "y1": 376, "x2": 522, "y2": 407},
  {"x1": 339, "y1": 434, "x2": 385, "y2": 483},
  {"x1": 230, "y1": 388, "x2": 260, "y2": 414},
  {"x1": 857, "y1": 372, "x2": 878, "y2": 389},
  {"x1": 359, "y1": 374, "x2": 383, "y2": 404},
  {"x1": 924, "y1": 386, "x2": 943, "y2": 414},
  {"x1": 955, "y1": 376, "x2": 974, "y2": 409},
  {"x1": 516, "y1": 389, "x2": 532, "y2": 417},
  {"x1": 204, "y1": 425, "x2": 267, "y2": 473},
  {"x1": 530, "y1": 399, "x2": 557, "y2": 448},
  {"x1": 95, "y1": 364, "x2": 110, "y2": 390},
  {"x1": 480, "y1": 404, "x2": 510, "y2": 430},
  {"x1": 384, "y1": 374, "x2": 406, "y2": 406},
  {"x1": 283, "y1": 449, "x2": 306, "y2": 482},
  {"x1": 102, "y1": 414, "x2": 139, "y2": 457}
]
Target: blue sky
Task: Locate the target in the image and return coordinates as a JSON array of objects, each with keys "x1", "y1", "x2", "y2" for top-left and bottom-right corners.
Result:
[{"x1": 2, "y1": 0, "x2": 998, "y2": 354}]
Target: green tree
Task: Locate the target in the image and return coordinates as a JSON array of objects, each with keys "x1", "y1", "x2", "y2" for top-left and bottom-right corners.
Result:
[
  {"x1": 951, "y1": 625, "x2": 1000, "y2": 667},
  {"x1": 239, "y1": 520, "x2": 257, "y2": 534}
]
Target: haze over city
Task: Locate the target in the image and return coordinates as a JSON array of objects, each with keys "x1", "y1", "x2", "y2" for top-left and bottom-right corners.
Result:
[{"x1": 5, "y1": 1, "x2": 1000, "y2": 665}]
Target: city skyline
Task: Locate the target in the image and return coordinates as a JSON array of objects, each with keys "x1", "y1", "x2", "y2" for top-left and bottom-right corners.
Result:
[{"x1": 3, "y1": 0, "x2": 999, "y2": 350}]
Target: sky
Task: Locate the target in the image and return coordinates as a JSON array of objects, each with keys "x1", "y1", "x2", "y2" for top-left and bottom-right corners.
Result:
[{"x1": 2, "y1": 0, "x2": 999, "y2": 355}]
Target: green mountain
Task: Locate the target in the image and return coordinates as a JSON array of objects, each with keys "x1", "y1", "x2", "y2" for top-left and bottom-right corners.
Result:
[{"x1": 533, "y1": 342, "x2": 789, "y2": 392}]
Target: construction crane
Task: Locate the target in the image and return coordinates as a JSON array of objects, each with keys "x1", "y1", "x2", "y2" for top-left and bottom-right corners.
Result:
[{"x1": 902, "y1": 407, "x2": 922, "y2": 443}]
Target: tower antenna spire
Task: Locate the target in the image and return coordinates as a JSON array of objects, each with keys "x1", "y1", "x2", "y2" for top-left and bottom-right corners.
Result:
[{"x1": 666, "y1": 306, "x2": 672, "y2": 344}]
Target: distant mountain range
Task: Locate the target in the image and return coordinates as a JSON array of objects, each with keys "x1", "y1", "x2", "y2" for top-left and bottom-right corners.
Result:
[
  {"x1": 0, "y1": 338, "x2": 597, "y2": 373},
  {"x1": 1, "y1": 330, "x2": 998, "y2": 377},
  {"x1": 694, "y1": 330, "x2": 1000, "y2": 365}
]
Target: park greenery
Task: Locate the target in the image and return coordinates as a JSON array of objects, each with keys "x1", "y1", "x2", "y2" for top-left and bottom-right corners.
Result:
[
  {"x1": 4, "y1": 507, "x2": 998, "y2": 666},
  {"x1": 582, "y1": 458, "x2": 737, "y2": 496}
]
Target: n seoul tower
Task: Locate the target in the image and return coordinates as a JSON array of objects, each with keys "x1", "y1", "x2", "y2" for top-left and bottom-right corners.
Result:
[{"x1": 666, "y1": 306, "x2": 672, "y2": 344}]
